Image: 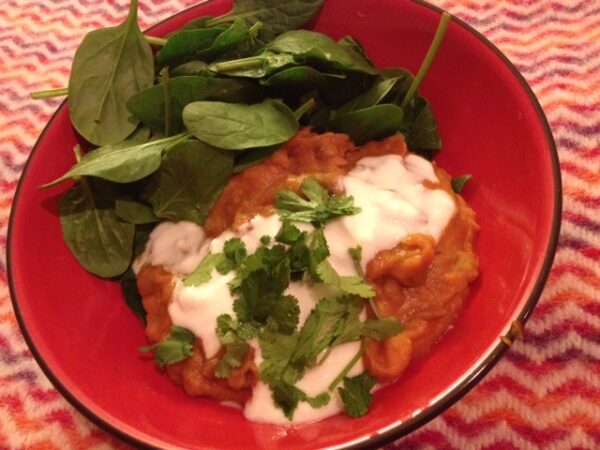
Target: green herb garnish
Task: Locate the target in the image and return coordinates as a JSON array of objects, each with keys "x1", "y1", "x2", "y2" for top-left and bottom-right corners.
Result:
[{"x1": 139, "y1": 325, "x2": 195, "y2": 367}]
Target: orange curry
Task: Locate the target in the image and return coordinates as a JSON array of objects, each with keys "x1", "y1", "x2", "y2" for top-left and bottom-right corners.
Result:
[{"x1": 137, "y1": 128, "x2": 479, "y2": 404}]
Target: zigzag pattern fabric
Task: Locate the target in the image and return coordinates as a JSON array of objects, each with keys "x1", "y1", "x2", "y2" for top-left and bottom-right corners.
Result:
[{"x1": 1, "y1": 0, "x2": 598, "y2": 448}]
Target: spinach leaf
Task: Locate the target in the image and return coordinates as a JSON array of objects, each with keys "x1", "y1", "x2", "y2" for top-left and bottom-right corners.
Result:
[
  {"x1": 232, "y1": 145, "x2": 279, "y2": 173},
  {"x1": 207, "y1": 0, "x2": 325, "y2": 41},
  {"x1": 326, "y1": 104, "x2": 405, "y2": 145},
  {"x1": 121, "y1": 268, "x2": 146, "y2": 325},
  {"x1": 400, "y1": 96, "x2": 441, "y2": 152},
  {"x1": 115, "y1": 199, "x2": 158, "y2": 224},
  {"x1": 451, "y1": 174, "x2": 472, "y2": 193},
  {"x1": 209, "y1": 52, "x2": 296, "y2": 78},
  {"x1": 198, "y1": 19, "x2": 251, "y2": 61},
  {"x1": 170, "y1": 61, "x2": 213, "y2": 77},
  {"x1": 127, "y1": 76, "x2": 264, "y2": 134},
  {"x1": 143, "y1": 140, "x2": 233, "y2": 224},
  {"x1": 178, "y1": 16, "x2": 214, "y2": 32},
  {"x1": 59, "y1": 178, "x2": 134, "y2": 278},
  {"x1": 156, "y1": 27, "x2": 225, "y2": 68},
  {"x1": 68, "y1": 0, "x2": 153, "y2": 146},
  {"x1": 260, "y1": 65, "x2": 325, "y2": 88},
  {"x1": 337, "y1": 77, "x2": 402, "y2": 114},
  {"x1": 46, "y1": 133, "x2": 191, "y2": 186},
  {"x1": 183, "y1": 99, "x2": 298, "y2": 150},
  {"x1": 267, "y1": 30, "x2": 377, "y2": 75},
  {"x1": 158, "y1": 20, "x2": 253, "y2": 68}
]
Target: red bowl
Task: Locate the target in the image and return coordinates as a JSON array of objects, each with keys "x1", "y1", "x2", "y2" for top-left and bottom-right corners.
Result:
[{"x1": 8, "y1": 0, "x2": 561, "y2": 448}]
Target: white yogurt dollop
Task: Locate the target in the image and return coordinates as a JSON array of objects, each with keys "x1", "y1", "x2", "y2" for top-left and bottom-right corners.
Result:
[{"x1": 138, "y1": 153, "x2": 456, "y2": 424}]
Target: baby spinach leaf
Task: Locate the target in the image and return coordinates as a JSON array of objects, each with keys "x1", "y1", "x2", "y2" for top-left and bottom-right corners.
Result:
[
  {"x1": 209, "y1": 52, "x2": 296, "y2": 78},
  {"x1": 232, "y1": 145, "x2": 279, "y2": 173},
  {"x1": 260, "y1": 65, "x2": 325, "y2": 88},
  {"x1": 156, "y1": 27, "x2": 225, "y2": 68},
  {"x1": 46, "y1": 133, "x2": 191, "y2": 186},
  {"x1": 183, "y1": 99, "x2": 298, "y2": 150},
  {"x1": 208, "y1": 0, "x2": 325, "y2": 41},
  {"x1": 178, "y1": 16, "x2": 214, "y2": 32},
  {"x1": 267, "y1": 30, "x2": 377, "y2": 75},
  {"x1": 326, "y1": 104, "x2": 405, "y2": 145},
  {"x1": 451, "y1": 174, "x2": 472, "y2": 193},
  {"x1": 59, "y1": 178, "x2": 134, "y2": 278},
  {"x1": 400, "y1": 97, "x2": 441, "y2": 152},
  {"x1": 143, "y1": 140, "x2": 233, "y2": 224},
  {"x1": 115, "y1": 199, "x2": 158, "y2": 225},
  {"x1": 120, "y1": 268, "x2": 146, "y2": 325},
  {"x1": 170, "y1": 61, "x2": 213, "y2": 77},
  {"x1": 337, "y1": 77, "x2": 401, "y2": 114},
  {"x1": 199, "y1": 19, "x2": 251, "y2": 61},
  {"x1": 68, "y1": 0, "x2": 154, "y2": 146},
  {"x1": 127, "y1": 76, "x2": 264, "y2": 134}
]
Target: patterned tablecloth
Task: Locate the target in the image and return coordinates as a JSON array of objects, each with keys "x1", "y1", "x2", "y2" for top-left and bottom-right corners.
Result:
[{"x1": 1, "y1": 0, "x2": 598, "y2": 448}]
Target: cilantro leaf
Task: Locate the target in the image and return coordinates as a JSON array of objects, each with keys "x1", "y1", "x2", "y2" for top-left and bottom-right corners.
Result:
[
  {"x1": 305, "y1": 392, "x2": 331, "y2": 408},
  {"x1": 275, "y1": 221, "x2": 304, "y2": 244},
  {"x1": 272, "y1": 381, "x2": 305, "y2": 420},
  {"x1": 139, "y1": 325, "x2": 195, "y2": 367},
  {"x1": 216, "y1": 330, "x2": 250, "y2": 378},
  {"x1": 275, "y1": 177, "x2": 360, "y2": 225},
  {"x1": 451, "y1": 174, "x2": 472, "y2": 193},
  {"x1": 315, "y1": 259, "x2": 375, "y2": 298},
  {"x1": 361, "y1": 317, "x2": 403, "y2": 341},
  {"x1": 292, "y1": 296, "x2": 363, "y2": 368},
  {"x1": 183, "y1": 253, "x2": 225, "y2": 286},
  {"x1": 217, "y1": 238, "x2": 247, "y2": 274},
  {"x1": 259, "y1": 327, "x2": 301, "y2": 386},
  {"x1": 338, "y1": 372, "x2": 377, "y2": 418}
]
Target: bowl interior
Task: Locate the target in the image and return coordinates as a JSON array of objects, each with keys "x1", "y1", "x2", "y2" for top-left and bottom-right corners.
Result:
[{"x1": 8, "y1": 0, "x2": 559, "y2": 448}]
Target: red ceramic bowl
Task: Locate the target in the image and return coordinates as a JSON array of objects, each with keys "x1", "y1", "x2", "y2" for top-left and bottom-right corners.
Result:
[{"x1": 8, "y1": 0, "x2": 561, "y2": 448}]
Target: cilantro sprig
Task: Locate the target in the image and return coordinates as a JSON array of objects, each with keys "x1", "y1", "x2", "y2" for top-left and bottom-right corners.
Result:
[
  {"x1": 275, "y1": 177, "x2": 360, "y2": 226},
  {"x1": 139, "y1": 325, "x2": 195, "y2": 367},
  {"x1": 167, "y1": 178, "x2": 402, "y2": 419}
]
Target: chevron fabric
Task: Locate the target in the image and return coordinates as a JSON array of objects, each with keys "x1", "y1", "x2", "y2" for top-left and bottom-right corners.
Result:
[{"x1": 1, "y1": 0, "x2": 598, "y2": 449}]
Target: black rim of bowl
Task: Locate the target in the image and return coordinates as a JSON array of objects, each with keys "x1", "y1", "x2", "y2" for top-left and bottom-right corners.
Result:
[{"x1": 7, "y1": 1, "x2": 562, "y2": 449}]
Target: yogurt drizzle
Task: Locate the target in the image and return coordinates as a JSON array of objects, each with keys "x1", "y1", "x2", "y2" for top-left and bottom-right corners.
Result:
[{"x1": 137, "y1": 153, "x2": 456, "y2": 424}]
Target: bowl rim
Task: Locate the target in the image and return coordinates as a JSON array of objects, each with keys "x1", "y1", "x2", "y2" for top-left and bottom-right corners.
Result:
[{"x1": 7, "y1": 0, "x2": 562, "y2": 448}]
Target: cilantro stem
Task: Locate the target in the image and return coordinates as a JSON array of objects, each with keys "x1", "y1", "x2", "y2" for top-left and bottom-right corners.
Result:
[
  {"x1": 327, "y1": 340, "x2": 368, "y2": 391},
  {"x1": 145, "y1": 35, "x2": 167, "y2": 47},
  {"x1": 349, "y1": 247, "x2": 382, "y2": 320},
  {"x1": 30, "y1": 87, "x2": 69, "y2": 100},
  {"x1": 400, "y1": 12, "x2": 451, "y2": 110}
]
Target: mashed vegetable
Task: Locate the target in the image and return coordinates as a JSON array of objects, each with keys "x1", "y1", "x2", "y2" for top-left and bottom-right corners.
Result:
[{"x1": 136, "y1": 129, "x2": 479, "y2": 423}]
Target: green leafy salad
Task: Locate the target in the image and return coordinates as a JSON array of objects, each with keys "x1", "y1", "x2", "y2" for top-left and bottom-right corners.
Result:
[{"x1": 34, "y1": 0, "x2": 456, "y2": 421}]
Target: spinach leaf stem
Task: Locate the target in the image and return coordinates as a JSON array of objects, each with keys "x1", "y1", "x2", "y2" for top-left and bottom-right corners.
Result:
[
  {"x1": 30, "y1": 87, "x2": 69, "y2": 100},
  {"x1": 400, "y1": 12, "x2": 451, "y2": 109},
  {"x1": 293, "y1": 97, "x2": 316, "y2": 120},
  {"x1": 210, "y1": 56, "x2": 265, "y2": 73},
  {"x1": 145, "y1": 35, "x2": 167, "y2": 47}
]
